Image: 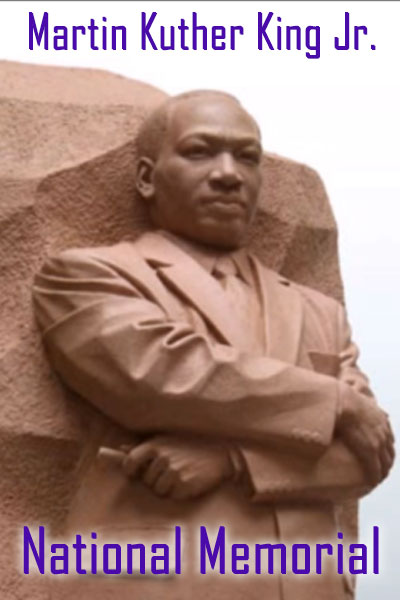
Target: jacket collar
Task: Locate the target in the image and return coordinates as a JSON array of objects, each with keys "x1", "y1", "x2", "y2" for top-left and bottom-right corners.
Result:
[
  {"x1": 135, "y1": 231, "x2": 246, "y2": 346},
  {"x1": 135, "y1": 230, "x2": 303, "y2": 361},
  {"x1": 146, "y1": 230, "x2": 253, "y2": 284}
]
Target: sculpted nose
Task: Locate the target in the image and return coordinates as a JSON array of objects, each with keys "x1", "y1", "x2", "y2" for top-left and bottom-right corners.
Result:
[{"x1": 209, "y1": 153, "x2": 243, "y2": 190}]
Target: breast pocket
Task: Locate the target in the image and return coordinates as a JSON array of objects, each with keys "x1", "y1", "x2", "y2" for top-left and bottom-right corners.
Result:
[{"x1": 308, "y1": 351, "x2": 340, "y2": 377}]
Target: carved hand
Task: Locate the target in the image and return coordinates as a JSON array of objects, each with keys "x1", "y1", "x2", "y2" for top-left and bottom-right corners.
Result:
[
  {"x1": 336, "y1": 386, "x2": 395, "y2": 485},
  {"x1": 122, "y1": 436, "x2": 235, "y2": 500}
]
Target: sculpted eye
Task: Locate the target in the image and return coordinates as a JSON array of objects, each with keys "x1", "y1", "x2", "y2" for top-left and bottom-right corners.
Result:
[
  {"x1": 181, "y1": 144, "x2": 211, "y2": 159},
  {"x1": 237, "y1": 150, "x2": 261, "y2": 165}
]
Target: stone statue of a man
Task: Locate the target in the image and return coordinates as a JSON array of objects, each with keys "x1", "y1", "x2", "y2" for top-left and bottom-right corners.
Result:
[{"x1": 33, "y1": 90, "x2": 394, "y2": 599}]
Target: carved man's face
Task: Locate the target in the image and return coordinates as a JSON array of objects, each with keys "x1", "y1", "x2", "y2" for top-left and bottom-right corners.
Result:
[{"x1": 137, "y1": 96, "x2": 262, "y2": 249}]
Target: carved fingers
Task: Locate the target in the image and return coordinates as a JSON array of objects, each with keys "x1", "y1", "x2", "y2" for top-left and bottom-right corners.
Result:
[
  {"x1": 337, "y1": 393, "x2": 395, "y2": 486},
  {"x1": 122, "y1": 435, "x2": 234, "y2": 500}
]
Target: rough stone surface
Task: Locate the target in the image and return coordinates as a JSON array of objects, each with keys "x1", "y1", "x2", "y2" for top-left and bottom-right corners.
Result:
[{"x1": 0, "y1": 60, "x2": 354, "y2": 599}]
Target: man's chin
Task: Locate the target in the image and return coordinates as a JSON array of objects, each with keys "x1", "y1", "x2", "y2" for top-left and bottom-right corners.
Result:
[{"x1": 186, "y1": 221, "x2": 247, "y2": 250}]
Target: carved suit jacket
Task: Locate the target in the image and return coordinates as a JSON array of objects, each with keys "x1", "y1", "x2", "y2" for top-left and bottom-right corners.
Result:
[{"x1": 33, "y1": 230, "x2": 375, "y2": 599}]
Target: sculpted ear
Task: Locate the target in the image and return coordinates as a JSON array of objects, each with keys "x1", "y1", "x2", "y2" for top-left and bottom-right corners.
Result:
[{"x1": 136, "y1": 157, "x2": 156, "y2": 200}]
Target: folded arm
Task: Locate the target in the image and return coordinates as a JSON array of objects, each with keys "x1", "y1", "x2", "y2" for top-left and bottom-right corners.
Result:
[
  {"x1": 33, "y1": 249, "x2": 394, "y2": 504},
  {"x1": 238, "y1": 302, "x2": 394, "y2": 502},
  {"x1": 33, "y1": 249, "x2": 350, "y2": 456},
  {"x1": 238, "y1": 440, "x2": 371, "y2": 503}
]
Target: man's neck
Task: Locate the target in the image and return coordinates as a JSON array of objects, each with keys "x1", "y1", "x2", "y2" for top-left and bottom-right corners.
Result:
[{"x1": 156, "y1": 229, "x2": 252, "y2": 283}]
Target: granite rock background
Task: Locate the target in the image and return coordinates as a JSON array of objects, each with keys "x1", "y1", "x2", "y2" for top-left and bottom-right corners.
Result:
[{"x1": 0, "y1": 60, "x2": 353, "y2": 599}]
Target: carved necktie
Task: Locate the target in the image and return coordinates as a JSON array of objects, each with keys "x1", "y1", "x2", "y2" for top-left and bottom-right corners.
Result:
[{"x1": 212, "y1": 255, "x2": 264, "y2": 355}]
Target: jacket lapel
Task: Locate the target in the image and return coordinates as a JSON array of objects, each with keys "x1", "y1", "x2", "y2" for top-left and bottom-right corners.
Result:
[
  {"x1": 251, "y1": 256, "x2": 304, "y2": 364},
  {"x1": 136, "y1": 232, "x2": 305, "y2": 359},
  {"x1": 135, "y1": 232, "x2": 245, "y2": 347},
  {"x1": 105, "y1": 241, "x2": 184, "y2": 322}
]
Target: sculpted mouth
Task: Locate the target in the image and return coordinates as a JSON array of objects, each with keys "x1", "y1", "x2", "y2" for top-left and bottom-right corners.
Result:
[
  {"x1": 201, "y1": 199, "x2": 247, "y2": 218},
  {"x1": 202, "y1": 197, "x2": 247, "y2": 210}
]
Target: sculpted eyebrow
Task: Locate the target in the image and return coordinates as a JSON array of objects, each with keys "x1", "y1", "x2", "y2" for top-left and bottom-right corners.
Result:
[{"x1": 178, "y1": 133, "x2": 261, "y2": 149}]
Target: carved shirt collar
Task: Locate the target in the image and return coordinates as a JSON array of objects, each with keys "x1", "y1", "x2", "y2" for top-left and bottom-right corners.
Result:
[{"x1": 156, "y1": 229, "x2": 253, "y2": 285}]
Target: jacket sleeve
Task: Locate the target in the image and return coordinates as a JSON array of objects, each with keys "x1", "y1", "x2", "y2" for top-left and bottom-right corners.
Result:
[
  {"x1": 239, "y1": 303, "x2": 379, "y2": 502},
  {"x1": 237, "y1": 440, "x2": 372, "y2": 503},
  {"x1": 33, "y1": 249, "x2": 364, "y2": 457}
]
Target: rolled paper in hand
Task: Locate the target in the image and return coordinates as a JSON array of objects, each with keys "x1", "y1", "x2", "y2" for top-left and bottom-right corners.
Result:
[{"x1": 97, "y1": 446, "x2": 126, "y2": 467}]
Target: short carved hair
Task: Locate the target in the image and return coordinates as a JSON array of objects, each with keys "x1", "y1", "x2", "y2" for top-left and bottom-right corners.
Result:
[{"x1": 135, "y1": 90, "x2": 247, "y2": 162}]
